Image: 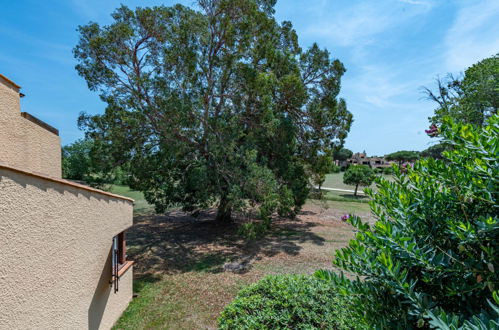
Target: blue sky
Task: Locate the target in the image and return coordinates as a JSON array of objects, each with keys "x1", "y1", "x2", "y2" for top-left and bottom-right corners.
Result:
[{"x1": 1, "y1": 0, "x2": 498, "y2": 155}]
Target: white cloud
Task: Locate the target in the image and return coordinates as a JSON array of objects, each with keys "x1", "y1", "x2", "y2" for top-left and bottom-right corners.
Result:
[
  {"x1": 306, "y1": 4, "x2": 391, "y2": 47},
  {"x1": 304, "y1": 1, "x2": 432, "y2": 47},
  {"x1": 344, "y1": 64, "x2": 414, "y2": 108},
  {"x1": 444, "y1": 0, "x2": 499, "y2": 72},
  {"x1": 398, "y1": 0, "x2": 434, "y2": 7}
]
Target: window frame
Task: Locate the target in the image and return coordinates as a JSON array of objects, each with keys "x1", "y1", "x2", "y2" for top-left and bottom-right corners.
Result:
[{"x1": 111, "y1": 230, "x2": 133, "y2": 293}]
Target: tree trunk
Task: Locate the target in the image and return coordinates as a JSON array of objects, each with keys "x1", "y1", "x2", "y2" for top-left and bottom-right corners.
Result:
[
  {"x1": 216, "y1": 195, "x2": 232, "y2": 224},
  {"x1": 354, "y1": 184, "x2": 358, "y2": 197}
]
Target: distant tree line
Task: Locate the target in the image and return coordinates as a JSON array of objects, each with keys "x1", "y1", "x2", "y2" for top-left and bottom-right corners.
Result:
[{"x1": 62, "y1": 138, "x2": 128, "y2": 188}]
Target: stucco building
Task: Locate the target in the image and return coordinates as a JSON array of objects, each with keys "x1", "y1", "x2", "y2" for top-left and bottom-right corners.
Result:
[
  {"x1": 0, "y1": 74, "x2": 134, "y2": 329},
  {"x1": 345, "y1": 152, "x2": 392, "y2": 168}
]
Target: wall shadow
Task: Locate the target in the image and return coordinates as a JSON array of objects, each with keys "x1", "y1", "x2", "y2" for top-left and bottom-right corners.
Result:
[{"x1": 88, "y1": 248, "x2": 112, "y2": 330}]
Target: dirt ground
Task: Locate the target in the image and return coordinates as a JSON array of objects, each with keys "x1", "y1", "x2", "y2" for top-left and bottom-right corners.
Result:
[{"x1": 116, "y1": 201, "x2": 375, "y2": 329}]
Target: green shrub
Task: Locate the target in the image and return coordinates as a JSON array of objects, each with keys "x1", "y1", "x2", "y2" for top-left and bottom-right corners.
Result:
[
  {"x1": 237, "y1": 220, "x2": 271, "y2": 240},
  {"x1": 316, "y1": 114, "x2": 499, "y2": 328},
  {"x1": 219, "y1": 275, "x2": 367, "y2": 329},
  {"x1": 330, "y1": 164, "x2": 341, "y2": 173},
  {"x1": 382, "y1": 166, "x2": 393, "y2": 175}
]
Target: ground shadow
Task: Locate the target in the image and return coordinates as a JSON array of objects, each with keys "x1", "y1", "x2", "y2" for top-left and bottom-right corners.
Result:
[
  {"x1": 338, "y1": 194, "x2": 370, "y2": 200},
  {"x1": 126, "y1": 209, "x2": 325, "y2": 276}
]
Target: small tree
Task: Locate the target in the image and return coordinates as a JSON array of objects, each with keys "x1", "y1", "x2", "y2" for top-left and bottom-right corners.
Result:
[
  {"x1": 309, "y1": 154, "x2": 335, "y2": 192},
  {"x1": 343, "y1": 165, "x2": 374, "y2": 196},
  {"x1": 385, "y1": 150, "x2": 420, "y2": 167}
]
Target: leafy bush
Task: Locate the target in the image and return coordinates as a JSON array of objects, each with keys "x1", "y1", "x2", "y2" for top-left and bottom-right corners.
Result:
[
  {"x1": 340, "y1": 164, "x2": 349, "y2": 172},
  {"x1": 330, "y1": 164, "x2": 341, "y2": 173},
  {"x1": 237, "y1": 220, "x2": 271, "y2": 240},
  {"x1": 219, "y1": 275, "x2": 367, "y2": 329},
  {"x1": 316, "y1": 114, "x2": 499, "y2": 328},
  {"x1": 382, "y1": 166, "x2": 393, "y2": 175}
]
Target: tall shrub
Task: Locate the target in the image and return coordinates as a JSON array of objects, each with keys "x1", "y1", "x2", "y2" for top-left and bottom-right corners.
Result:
[{"x1": 317, "y1": 114, "x2": 499, "y2": 328}]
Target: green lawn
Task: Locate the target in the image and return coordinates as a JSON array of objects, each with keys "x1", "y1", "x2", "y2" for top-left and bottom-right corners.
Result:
[
  {"x1": 322, "y1": 172, "x2": 392, "y2": 192},
  {"x1": 321, "y1": 189, "x2": 371, "y2": 205},
  {"x1": 308, "y1": 198, "x2": 371, "y2": 214},
  {"x1": 109, "y1": 185, "x2": 155, "y2": 214}
]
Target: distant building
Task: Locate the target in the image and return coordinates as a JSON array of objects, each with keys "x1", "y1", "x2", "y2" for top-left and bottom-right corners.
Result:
[
  {"x1": 0, "y1": 74, "x2": 134, "y2": 329},
  {"x1": 339, "y1": 152, "x2": 393, "y2": 168}
]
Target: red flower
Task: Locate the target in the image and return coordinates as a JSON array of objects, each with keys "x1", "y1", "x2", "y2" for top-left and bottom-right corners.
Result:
[{"x1": 425, "y1": 124, "x2": 439, "y2": 137}]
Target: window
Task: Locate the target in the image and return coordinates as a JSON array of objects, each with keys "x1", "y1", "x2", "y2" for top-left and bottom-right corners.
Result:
[{"x1": 111, "y1": 231, "x2": 132, "y2": 293}]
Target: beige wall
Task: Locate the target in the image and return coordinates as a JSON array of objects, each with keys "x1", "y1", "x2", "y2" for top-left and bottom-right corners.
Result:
[
  {"x1": 0, "y1": 75, "x2": 62, "y2": 178},
  {"x1": 0, "y1": 166, "x2": 134, "y2": 330}
]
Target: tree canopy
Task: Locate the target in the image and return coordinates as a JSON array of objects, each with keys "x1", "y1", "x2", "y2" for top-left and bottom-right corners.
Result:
[
  {"x1": 62, "y1": 138, "x2": 93, "y2": 181},
  {"x1": 333, "y1": 147, "x2": 353, "y2": 161},
  {"x1": 424, "y1": 54, "x2": 498, "y2": 127},
  {"x1": 62, "y1": 138, "x2": 129, "y2": 187},
  {"x1": 421, "y1": 143, "x2": 447, "y2": 160},
  {"x1": 385, "y1": 150, "x2": 420, "y2": 167},
  {"x1": 343, "y1": 165, "x2": 374, "y2": 196},
  {"x1": 74, "y1": 1, "x2": 352, "y2": 223}
]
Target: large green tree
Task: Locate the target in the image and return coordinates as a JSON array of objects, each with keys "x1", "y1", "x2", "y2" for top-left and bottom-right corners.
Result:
[
  {"x1": 424, "y1": 54, "x2": 498, "y2": 127},
  {"x1": 74, "y1": 1, "x2": 352, "y2": 223}
]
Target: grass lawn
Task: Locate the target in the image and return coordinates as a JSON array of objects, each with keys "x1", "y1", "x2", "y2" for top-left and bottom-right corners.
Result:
[
  {"x1": 109, "y1": 185, "x2": 155, "y2": 214},
  {"x1": 319, "y1": 194, "x2": 372, "y2": 212},
  {"x1": 111, "y1": 187, "x2": 374, "y2": 329},
  {"x1": 322, "y1": 172, "x2": 393, "y2": 194}
]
